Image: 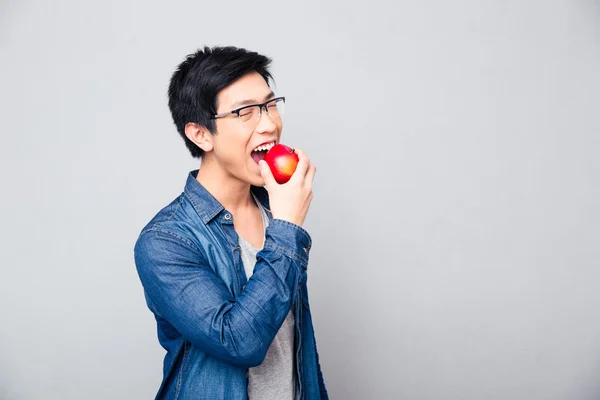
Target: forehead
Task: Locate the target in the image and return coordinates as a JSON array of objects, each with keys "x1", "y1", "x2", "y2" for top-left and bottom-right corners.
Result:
[{"x1": 216, "y1": 71, "x2": 272, "y2": 111}]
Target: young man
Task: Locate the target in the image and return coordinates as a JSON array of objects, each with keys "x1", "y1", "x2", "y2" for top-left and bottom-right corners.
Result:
[{"x1": 134, "y1": 46, "x2": 328, "y2": 400}]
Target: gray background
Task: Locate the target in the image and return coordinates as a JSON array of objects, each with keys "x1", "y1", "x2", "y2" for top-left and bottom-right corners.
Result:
[{"x1": 1, "y1": 0, "x2": 599, "y2": 399}]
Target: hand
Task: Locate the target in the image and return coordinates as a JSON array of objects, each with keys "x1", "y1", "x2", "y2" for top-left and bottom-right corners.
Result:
[{"x1": 259, "y1": 148, "x2": 316, "y2": 227}]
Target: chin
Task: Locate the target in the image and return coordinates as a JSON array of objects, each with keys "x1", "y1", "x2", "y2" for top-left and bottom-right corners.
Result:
[
  {"x1": 245, "y1": 163, "x2": 265, "y2": 187},
  {"x1": 250, "y1": 176, "x2": 266, "y2": 187}
]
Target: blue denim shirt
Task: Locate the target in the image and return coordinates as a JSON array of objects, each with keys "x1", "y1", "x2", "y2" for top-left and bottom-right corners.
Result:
[{"x1": 134, "y1": 170, "x2": 328, "y2": 400}]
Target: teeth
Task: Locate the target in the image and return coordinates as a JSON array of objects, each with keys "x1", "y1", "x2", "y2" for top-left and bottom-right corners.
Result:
[{"x1": 253, "y1": 141, "x2": 275, "y2": 152}]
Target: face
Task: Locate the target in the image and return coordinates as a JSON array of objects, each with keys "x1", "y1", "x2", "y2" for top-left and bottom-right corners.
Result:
[{"x1": 206, "y1": 71, "x2": 282, "y2": 187}]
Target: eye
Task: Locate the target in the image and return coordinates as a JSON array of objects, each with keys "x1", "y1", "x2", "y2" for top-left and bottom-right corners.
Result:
[{"x1": 238, "y1": 107, "x2": 257, "y2": 122}]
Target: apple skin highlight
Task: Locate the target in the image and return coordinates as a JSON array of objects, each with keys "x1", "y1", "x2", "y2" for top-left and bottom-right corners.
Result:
[{"x1": 263, "y1": 144, "x2": 299, "y2": 184}]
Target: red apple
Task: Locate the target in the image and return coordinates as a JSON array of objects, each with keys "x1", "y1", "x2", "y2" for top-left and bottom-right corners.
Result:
[{"x1": 263, "y1": 144, "x2": 299, "y2": 184}]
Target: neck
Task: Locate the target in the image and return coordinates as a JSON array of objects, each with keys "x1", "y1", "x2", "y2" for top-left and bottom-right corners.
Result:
[{"x1": 195, "y1": 155, "x2": 254, "y2": 212}]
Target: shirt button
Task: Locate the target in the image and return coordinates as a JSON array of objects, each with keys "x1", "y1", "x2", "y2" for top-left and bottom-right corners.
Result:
[{"x1": 224, "y1": 214, "x2": 231, "y2": 220}]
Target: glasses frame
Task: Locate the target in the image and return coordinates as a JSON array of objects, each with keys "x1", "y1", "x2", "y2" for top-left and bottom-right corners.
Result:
[{"x1": 211, "y1": 96, "x2": 286, "y2": 122}]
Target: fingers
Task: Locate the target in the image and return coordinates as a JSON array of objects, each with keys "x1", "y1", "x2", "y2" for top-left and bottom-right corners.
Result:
[
  {"x1": 305, "y1": 163, "x2": 317, "y2": 187},
  {"x1": 290, "y1": 148, "x2": 310, "y2": 183},
  {"x1": 258, "y1": 160, "x2": 277, "y2": 188}
]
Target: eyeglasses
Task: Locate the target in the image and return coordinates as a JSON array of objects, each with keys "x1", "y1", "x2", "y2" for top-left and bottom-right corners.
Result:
[{"x1": 212, "y1": 97, "x2": 286, "y2": 127}]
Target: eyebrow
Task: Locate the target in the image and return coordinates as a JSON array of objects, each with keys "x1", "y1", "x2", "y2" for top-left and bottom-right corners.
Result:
[{"x1": 230, "y1": 91, "x2": 275, "y2": 109}]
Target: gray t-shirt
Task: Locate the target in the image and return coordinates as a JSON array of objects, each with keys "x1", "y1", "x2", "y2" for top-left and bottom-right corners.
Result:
[{"x1": 238, "y1": 195, "x2": 298, "y2": 400}]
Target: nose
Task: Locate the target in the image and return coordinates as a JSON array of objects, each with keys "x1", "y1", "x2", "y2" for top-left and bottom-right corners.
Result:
[{"x1": 254, "y1": 107, "x2": 278, "y2": 134}]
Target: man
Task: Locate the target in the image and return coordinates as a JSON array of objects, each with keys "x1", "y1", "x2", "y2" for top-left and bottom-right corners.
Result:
[{"x1": 134, "y1": 46, "x2": 328, "y2": 400}]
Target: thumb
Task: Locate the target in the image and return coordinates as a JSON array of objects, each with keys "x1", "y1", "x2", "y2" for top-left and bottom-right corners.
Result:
[{"x1": 258, "y1": 160, "x2": 277, "y2": 187}]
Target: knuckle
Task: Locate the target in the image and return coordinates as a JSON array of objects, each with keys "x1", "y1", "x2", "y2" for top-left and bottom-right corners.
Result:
[{"x1": 296, "y1": 149, "x2": 308, "y2": 159}]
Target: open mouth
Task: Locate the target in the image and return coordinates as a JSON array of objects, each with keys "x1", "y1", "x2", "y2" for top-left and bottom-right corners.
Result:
[{"x1": 250, "y1": 141, "x2": 275, "y2": 164}]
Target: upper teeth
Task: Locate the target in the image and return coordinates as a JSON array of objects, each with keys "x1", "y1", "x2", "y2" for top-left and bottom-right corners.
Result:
[{"x1": 253, "y1": 141, "x2": 275, "y2": 152}]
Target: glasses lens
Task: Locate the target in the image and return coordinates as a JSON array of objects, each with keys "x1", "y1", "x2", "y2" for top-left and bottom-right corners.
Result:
[
  {"x1": 236, "y1": 98, "x2": 285, "y2": 128},
  {"x1": 238, "y1": 105, "x2": 260, "y2": 123},
  {"x1": 267, "y1": 98, "x2": 285, "y2": 119}
]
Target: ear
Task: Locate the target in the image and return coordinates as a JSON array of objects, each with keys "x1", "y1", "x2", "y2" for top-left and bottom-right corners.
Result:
[{"x1": 185, "y1": 123, "x2": 214, "y2": 153}]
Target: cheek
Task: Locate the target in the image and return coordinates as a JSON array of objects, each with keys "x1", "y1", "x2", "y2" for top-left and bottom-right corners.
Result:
[
  {"x1": 222, "y1": 138, "x2": 252, "y2": 169},
  {"x1": 213, "y1": 130, "x2": 248, "y2": 161}
]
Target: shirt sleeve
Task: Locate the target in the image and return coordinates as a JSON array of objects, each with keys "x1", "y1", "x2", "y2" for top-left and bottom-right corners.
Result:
[{"x1": 134, "y1": 219, "x2": 311, "y2": 368}]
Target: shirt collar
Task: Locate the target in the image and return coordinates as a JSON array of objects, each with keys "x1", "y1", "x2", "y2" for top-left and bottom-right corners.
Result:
[{"x1": 183, "y1": 170, "x2": 271, "y2": 224}]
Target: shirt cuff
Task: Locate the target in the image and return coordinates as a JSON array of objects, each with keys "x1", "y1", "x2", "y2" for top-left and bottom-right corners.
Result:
[{"x1": 263, "y1": 219, "x2": 312, "y2": 268}]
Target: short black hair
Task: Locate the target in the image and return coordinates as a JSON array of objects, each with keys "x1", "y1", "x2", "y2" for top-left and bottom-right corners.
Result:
[{"x1": 168, "y1": 46, "x2": 273, "y2": 158}]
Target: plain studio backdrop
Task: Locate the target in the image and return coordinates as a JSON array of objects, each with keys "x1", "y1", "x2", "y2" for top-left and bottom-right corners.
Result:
[{"x1": 1, "y1": 0, "x2": 599, "y2": 399}]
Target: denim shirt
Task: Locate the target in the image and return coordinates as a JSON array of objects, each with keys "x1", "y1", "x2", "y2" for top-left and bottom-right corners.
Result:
[{"x1": 134, "y1": 170, "x2": 328, "y2": 400}]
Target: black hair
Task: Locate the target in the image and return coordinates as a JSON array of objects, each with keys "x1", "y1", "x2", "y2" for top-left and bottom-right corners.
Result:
[{"x1": 167, "y1": 46, "x2": 273, "y2": 158}]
